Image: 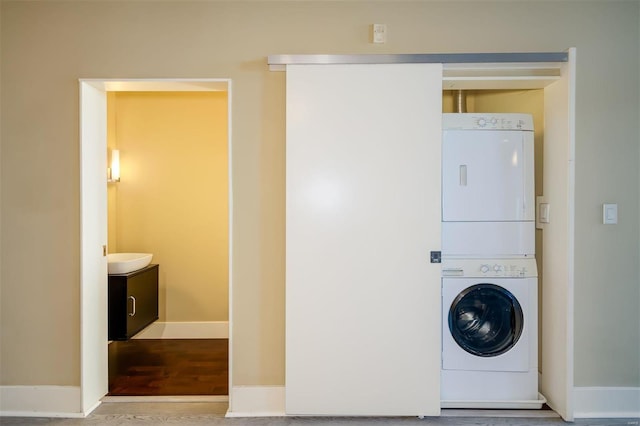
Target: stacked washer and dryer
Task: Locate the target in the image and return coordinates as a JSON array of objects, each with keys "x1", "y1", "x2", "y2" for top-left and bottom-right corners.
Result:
[{"x1": 440, "y1": 113, "x2": 543, "y2": 408}]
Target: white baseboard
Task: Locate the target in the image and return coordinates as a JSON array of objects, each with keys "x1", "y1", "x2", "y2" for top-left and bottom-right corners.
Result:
[
  {"x1": 574, "y1": 386, "x2": 640, "y2": 418},
  {"x1": 226, "y1": 386, "x2": 285, "y2": 417},
  {"x1": 0, "y1": 386, "x2": 85, "y2": 418},
  {"x1": 132, "y1": 321, "x2": 228, "y2": 339}
]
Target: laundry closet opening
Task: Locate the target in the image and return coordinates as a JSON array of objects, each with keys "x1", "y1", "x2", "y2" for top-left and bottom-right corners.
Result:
[
  {"x1": 105, "y1": 90, "x2": 229, "y2": 396},
  {"x1": 442, "y1": 88, "x2": 545, "y2": 370}
]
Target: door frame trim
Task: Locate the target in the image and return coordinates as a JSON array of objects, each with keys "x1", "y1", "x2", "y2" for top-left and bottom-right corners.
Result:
[{"x1": 78, "y1": 78, "x2": 233, "y2": 414}]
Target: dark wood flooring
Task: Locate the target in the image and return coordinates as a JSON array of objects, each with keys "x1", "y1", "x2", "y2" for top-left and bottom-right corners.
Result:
[{"x1": 108, "y1": 339, "x2": 228, "y2": 396}]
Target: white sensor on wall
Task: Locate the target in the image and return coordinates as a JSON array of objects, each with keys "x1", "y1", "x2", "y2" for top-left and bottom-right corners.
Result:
[{"x1": 371, "y1": 24, "x2": 387, "y2": 44}]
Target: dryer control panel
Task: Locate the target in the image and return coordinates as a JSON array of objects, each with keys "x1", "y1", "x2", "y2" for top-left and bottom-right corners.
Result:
[
  {"x1": 442, "y1": 113, "x2": 533, "y2": 131},
  {"x1": 442, "y1": 258, "x2": 538, "y2": 278},
  {"x1": 443, "y1": 113, "x2": 534, "y2": 131}
]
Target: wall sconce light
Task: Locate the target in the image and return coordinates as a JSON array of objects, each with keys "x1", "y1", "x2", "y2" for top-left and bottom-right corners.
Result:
[{"x1": 108, "y1": 149, "x2": 121, "y2": 183}]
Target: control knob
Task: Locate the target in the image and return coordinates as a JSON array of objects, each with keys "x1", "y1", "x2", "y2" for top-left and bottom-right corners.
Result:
[{"x1": 480, "y1": 264, "x2": 491, "y2": 273}]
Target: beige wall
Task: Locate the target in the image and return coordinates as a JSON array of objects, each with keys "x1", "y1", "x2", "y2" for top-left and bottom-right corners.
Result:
[
  {"x1": 0, "y1": 1, "x2": 638, "y2": 389},
  {"x1": 107, "y1": 91, "x2": 228, "y2": 322}
]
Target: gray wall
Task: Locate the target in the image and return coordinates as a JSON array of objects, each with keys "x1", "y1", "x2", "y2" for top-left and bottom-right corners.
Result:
[{"x1": 1, "y1": 0, "x2": 638, "y2": 389}]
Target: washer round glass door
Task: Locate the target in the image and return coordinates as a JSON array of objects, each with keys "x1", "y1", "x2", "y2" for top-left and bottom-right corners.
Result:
[{"x1": 448, "y1": 283, "x2": 524, "y2": 357}]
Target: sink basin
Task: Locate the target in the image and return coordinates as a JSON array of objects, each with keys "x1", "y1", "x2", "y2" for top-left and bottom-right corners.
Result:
[{"x1": 108, "y1": 253, "x2": 153, "y2": 275}]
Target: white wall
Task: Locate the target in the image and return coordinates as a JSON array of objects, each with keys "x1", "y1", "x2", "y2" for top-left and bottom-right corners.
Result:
[{"x1": 0, "y1": 0, "x2": 638, "y2": 395}]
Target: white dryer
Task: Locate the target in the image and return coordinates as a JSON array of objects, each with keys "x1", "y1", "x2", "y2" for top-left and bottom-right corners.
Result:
[
  {"x1": 442, "y1": 113, "x2": 535, "y2": 258},
  {"x1": 441, "y1": 258, "x2": 540, "y2": 408}
]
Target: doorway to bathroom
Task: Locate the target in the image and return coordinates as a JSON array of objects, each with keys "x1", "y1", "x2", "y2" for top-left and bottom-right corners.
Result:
[
  {"x1": 79, "y1": 79, "x2": 233, "y2": 409},
  {"x1": 105, "y1": 90, "x2": 229, "y2": 397}
]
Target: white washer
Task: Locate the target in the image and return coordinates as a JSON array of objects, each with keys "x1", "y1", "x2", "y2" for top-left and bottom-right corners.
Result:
[
  {"x1": 441, "y1": 258, "x2": 539, "y2": 407},
  {"x1": 442, "y1": 113, "x2": 535, "y2": 258}
]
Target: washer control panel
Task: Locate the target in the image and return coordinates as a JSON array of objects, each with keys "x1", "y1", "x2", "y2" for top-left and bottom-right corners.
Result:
[
  {"x1": 443, "y1": 113, "x2": 534, "y2": 131},
  {"x1": 442, "y1": 258, "x2": 538, "y2": 278}
]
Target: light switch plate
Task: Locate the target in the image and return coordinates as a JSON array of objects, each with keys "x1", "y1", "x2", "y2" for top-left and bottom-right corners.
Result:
[
  {"x1": 536, "y1": 196, "x2": 549, "y2": 229},
  {"x1": 371, "y1": 24, "x2": 387, "y2": 44},
  {"x1": 603, "y1": 203, "x2": 618, "y2": 224}
]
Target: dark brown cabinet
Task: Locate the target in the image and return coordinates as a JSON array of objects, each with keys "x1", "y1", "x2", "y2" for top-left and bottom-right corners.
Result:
[{"x1": 108, "y1": 264, "x2": 159, "y2": 341}]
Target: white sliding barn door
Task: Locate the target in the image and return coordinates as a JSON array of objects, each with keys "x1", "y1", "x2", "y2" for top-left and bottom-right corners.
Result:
[{"x1": 285, "y1": 64, "x2": 443, "y2": 416}]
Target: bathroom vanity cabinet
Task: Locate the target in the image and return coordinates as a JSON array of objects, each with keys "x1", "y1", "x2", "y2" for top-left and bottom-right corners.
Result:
[{"x1": 108, "y1": 264, "x2": 159, "y2": 341}]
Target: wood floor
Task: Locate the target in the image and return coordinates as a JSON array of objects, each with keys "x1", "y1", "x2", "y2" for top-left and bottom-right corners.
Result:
[{"x1": 108, "y1": 339, "x2": 228, "y2": 396}]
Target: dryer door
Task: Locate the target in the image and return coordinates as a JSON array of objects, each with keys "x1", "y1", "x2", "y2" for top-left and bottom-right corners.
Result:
[
  {"x1": 448, "y1": 283, "x2": 524, "y2": 357},
  {"x1": 442, "y1": 129, "x2": 534, "y2": 222}
]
